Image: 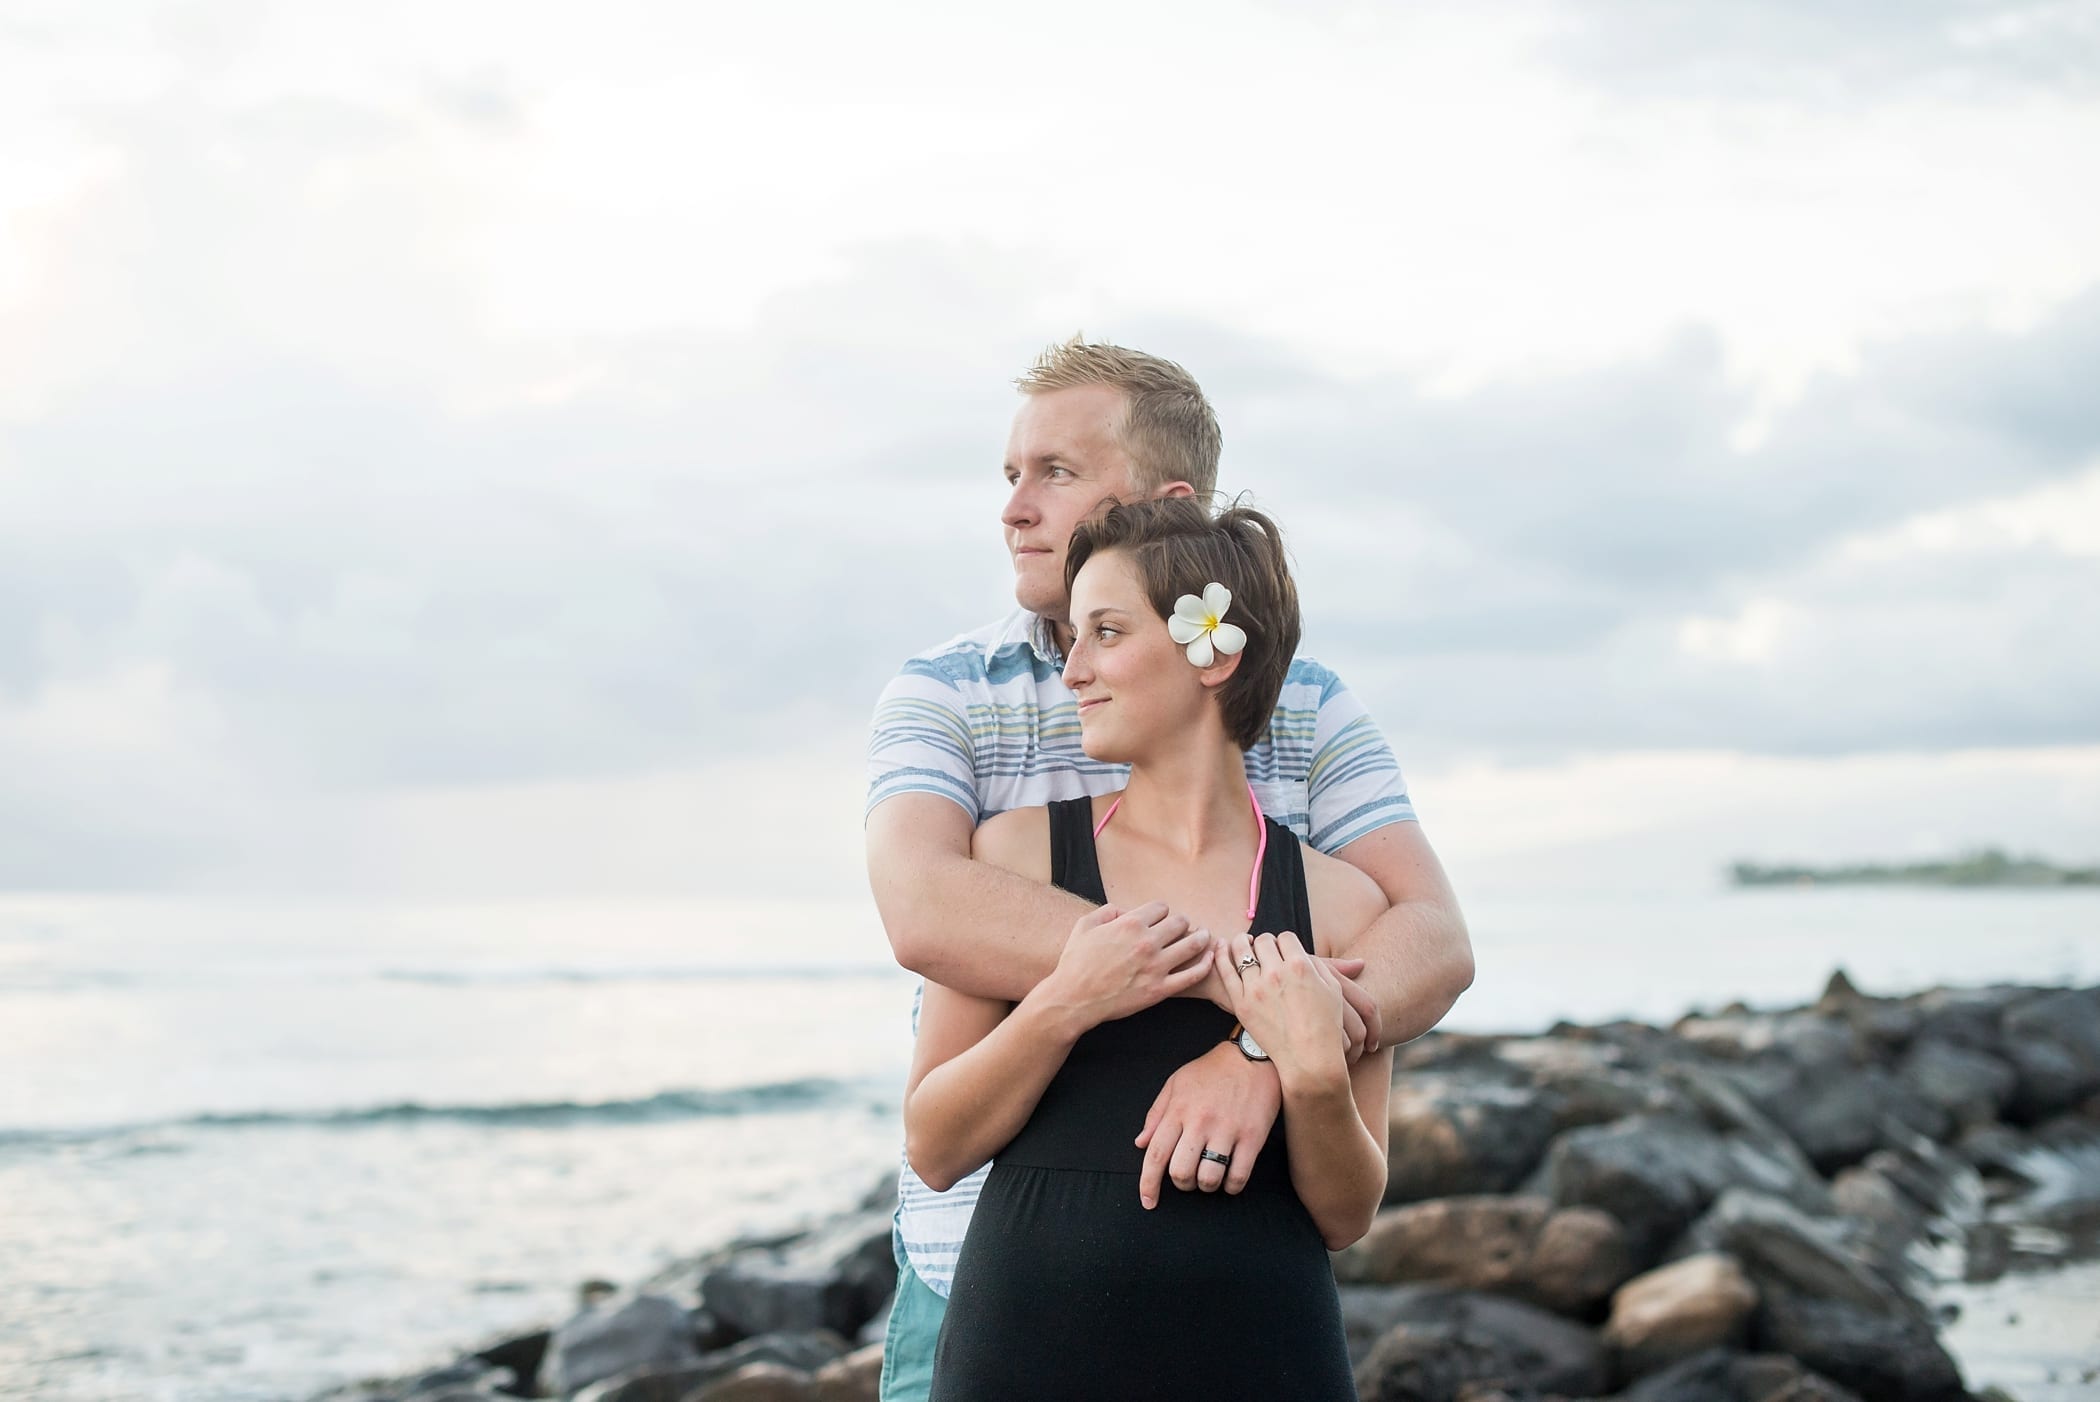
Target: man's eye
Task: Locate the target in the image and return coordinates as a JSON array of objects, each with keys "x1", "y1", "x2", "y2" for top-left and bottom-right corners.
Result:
[{"x1": 1048, "y1": 466, "x2": 1072, "y2": 479}]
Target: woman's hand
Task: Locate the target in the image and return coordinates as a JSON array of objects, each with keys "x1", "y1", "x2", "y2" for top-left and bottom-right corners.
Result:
[
  {"x1": 1214, "y1": 931, "x2": 1351, "y2": 1092},
  {"x1": 1035, "y1": 902, "x2": 1214, "y2": 1036}
]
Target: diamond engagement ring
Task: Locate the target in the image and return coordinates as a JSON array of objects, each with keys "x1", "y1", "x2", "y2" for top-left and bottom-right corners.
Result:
[
  {"x1": 1199, "y1": 1149, "x2": 1231, "y2": 1166},
  {"x1": 1235, "y1": 954, "x2": 1261, "y2": 973}
]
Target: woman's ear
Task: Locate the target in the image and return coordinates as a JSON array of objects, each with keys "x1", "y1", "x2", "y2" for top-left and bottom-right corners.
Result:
[{"x1": 1197, "y1": 649, "x2": 1244, "y2": 692}]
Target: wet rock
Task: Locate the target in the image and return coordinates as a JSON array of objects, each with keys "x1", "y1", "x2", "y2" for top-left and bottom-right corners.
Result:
[
  {"x1": 1618, "y1": 1346, "x2": 1864, "y2": 1402},
  {"x1": 857, "y1": 1172, "x2": 899, "y2": 1214},
  {"x1": 1385, "y1": 1075, "x2": 1563, "y2": 1204},
  {"x1": 1335, "y1": 1194, "x2": 1631, "y2": 1315},
  {"x1": 1757, "y1": 1064, "x2": 1948, "y2": 1172},
  {"x1": 573, "y1": 1333, "x2": 849, "y2": 1402},
  {"x1": 466, "y1": 1328, "x2": 550, "y2": 1396},
  {"x1": 391, "y1": 1358, "x2": 518, "y2": 1402},
  {"x1": 1542, "y1": 1112, "x2": 1827, "y2": 1268},
  {"x1": 573, "y1": 1363, "x2": 717, "y2": 1402},
  {"x1": 1899, "y1": 1038, "x2": 2018, "y2": 1130},
  {"x1": 2003, "y1": 987, "x2": 2100, "y2": 1121},
  {"x1": 1353, "y1": 1290, "x2": 1610, "y2": 1402},
  {"x1": 699, "y1": 1210, "x2": 895, "y2": 1340},
  {"x1": 693, "y1": 1363, "x2": 814, "y2": 1402},
  {"x1": 1828, "y1": 1162, "x2": 1926, "y2": 1257},
  {"x1": 1356, "y1": 1326, "x2": 1527, "y2": 1402},
  {"x1": 541, "y1": 1294, "x2": 699, "y2": 1399},
  {"x1": 1493, "y1": 1037, "x2": 1687, "y2": 1132},
  {"x1": 1756, "y1": 1287, "x2": 1966, "y2": 1402},
  {"x1": 1680, "y1": 1190, "x2": 1910, "y2": 1318},
  {"x1": 1544, "y1": 1116, "x2": 1723, "y2": 1266},
  {"x1": 854, "y1": 1296, "x2": 890, "y2": 1350},
  {"x1": 690, "y1": 1307, "x2": 740, "y2": 1353},
  {"x1": 1602, "y1": 1253, "x2": 1758, "y2": 1376},
  {"x1": 705, "y1": 1332, "x2": 851, "y2": 1375},
  {"x1": 1908, "y1": 986, "x2": 2025, "y2": 1058},
  {"x1": 809, "y1": 1343, "x2": 883, "y2": 1402},
  {"x1": 1339, "y1": 1284, "x2": 1447, "y2": 1367}
]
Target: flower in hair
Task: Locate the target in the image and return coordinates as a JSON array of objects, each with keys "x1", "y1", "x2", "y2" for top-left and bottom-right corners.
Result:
[{"x1": 1167, "y1": 583, "x2": 1247, "y2": 667}]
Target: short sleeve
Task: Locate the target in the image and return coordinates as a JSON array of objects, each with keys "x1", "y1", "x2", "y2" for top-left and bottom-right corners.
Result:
[
  {"x1": 1304, "y1": 669, "x2": 1416, "y2": 854},
  {"x1": 865, "y1": 661, "x2": 981, "y2": 823}
]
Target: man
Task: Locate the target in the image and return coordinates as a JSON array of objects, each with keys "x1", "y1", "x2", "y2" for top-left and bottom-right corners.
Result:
[{"x1": 864, "y1": 336, "x2": 1473, "y2": 1401}]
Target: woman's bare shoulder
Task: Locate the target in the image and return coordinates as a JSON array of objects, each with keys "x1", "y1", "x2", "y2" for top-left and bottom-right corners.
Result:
[
  {"x1": 970, "y1": 806, "x2": 1054, "y2": 884},
  {"x1": 1300, "y1": 843, "x2": 1389, "y2": 956}
]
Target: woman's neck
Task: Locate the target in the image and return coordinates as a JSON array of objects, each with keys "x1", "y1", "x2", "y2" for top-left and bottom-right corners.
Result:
[{"x1": 1110, "y1": 730, "x2": 1255, "y2": 859}]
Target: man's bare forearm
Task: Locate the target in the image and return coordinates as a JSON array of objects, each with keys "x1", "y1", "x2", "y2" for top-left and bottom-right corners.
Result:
[
  {"x1": 879, "y1": 846, "x2": 1095, "y2": 1001},
  {"x1": 1353, "y1": 897, "x2": 1473, "y2": 1045}
]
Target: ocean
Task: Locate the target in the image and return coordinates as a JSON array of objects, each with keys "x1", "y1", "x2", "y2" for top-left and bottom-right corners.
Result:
[{"x1": 2, "y1": 886, "x2": 2094, "y2": 1401}]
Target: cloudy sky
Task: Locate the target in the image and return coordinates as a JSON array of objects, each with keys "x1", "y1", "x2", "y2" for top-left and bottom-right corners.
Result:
[{"x1": 3, "y1": 0, "x2": 2097, "y2": 903}]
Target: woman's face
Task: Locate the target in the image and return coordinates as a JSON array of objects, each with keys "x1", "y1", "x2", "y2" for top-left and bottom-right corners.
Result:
[{"x1": 1063, "y1": 549, "x2": 1215, "y2": 764}]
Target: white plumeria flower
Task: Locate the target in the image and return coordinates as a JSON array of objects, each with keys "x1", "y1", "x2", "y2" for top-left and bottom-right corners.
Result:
[{"x1": 1167, "y1": 582, "x2": 1248, "y2": 667}]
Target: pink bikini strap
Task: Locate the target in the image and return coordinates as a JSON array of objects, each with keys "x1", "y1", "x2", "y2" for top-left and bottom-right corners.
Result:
[{"x1": 1092, "y1": 782, "x2": 1267, "y2": 922}]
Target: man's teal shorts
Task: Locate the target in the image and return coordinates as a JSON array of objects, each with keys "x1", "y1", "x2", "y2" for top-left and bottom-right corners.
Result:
[{"x1": 879, "y1": 1221, "x2": 945, "y2": 1402}]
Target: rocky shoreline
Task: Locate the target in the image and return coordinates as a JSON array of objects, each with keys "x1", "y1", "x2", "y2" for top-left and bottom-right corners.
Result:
[{"x1": 316, "y1": 973, "x2": 2100, "y2": 1402}]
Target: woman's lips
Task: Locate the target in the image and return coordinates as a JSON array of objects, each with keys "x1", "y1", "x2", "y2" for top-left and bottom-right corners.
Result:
[{"x1": 1076, "y1": 698, "x2": 1107, "y2": 714}]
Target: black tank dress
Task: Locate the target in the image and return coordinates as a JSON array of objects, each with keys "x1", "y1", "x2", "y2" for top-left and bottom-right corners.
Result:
[{"x1": 928, "y1": 798, "x2": 1356, "y2": 1402}]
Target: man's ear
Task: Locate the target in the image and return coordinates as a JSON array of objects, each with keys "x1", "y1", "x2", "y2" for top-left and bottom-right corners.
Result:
[{"x1": 1151, "y1": 480, "x2": 1197, "y2": 501}]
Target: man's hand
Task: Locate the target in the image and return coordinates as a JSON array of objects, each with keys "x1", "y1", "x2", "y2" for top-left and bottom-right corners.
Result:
[
  {"x1": 1133, "y1": 1041, "x2": 1283, "y2": 1207},
  {"x1": 1322, "y1": 957, "x2": 1383, "y2": 1059}
]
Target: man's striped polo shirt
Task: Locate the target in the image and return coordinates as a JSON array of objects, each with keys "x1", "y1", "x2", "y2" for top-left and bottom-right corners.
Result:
[{"x1": 865, "y1": 607, "x2": 1414, "y2": 1296}]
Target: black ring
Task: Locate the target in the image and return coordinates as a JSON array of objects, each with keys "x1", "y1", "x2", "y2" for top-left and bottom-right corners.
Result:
[{"x1": 1199, "y1": 1148, "x2": 1232, "y2": 1166}]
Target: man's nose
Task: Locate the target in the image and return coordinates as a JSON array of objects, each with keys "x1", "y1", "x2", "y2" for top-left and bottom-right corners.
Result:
[{"x1": 1002, "y1": 481, "x2": 1038, "y2": 530}]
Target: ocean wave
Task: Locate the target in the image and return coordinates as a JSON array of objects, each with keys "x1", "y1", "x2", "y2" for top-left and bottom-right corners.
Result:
[
  {"x1": 0, "y1": 963, "x2": 905, "y2": 994},
  {"x1": 376, "y1": 964, "x2": 900, "y2": 986},
  {"x1": 0, "y1": 1077, "x2": 885, "y2": 1151}
]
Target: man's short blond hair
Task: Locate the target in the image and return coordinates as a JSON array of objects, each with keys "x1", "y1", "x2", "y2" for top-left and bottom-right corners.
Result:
[{"x1": 1015, "y1": 334, "x2": 1221, "y2": 497}]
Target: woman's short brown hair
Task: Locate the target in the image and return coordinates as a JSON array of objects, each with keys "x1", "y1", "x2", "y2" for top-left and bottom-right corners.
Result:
[{"x1": 1065, "y1": 497, "x2": 1301, "y2": 751}]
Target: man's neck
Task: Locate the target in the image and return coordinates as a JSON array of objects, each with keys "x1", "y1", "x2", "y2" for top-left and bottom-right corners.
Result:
[{"x1": 1047, "y1": 615, "x2": 1075, "y2": 661}]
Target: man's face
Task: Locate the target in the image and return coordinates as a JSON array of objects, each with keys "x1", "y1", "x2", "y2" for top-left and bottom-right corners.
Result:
[{"x1": 1001, "y1": 384, "x2": 1139, "y2": 619}]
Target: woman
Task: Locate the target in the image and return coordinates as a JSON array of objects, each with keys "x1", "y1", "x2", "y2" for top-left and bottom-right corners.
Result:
[{"x1": 903, "y1": 498, "x2": 1393, "y2": 1401}]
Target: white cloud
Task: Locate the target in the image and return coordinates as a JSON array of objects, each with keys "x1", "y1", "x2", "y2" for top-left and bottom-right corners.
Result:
[
  {"x1": 3, "y1": 1, "x2": 2098, "y2": 893},
  {"x1": 1836, "y1": 461, "x2": 2100, "y2": 561}
]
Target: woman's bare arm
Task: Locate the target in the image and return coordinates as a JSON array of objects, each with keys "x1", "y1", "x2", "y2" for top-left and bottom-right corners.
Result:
[
  {"x1": 1236, "y1": 851, "x2": 1393, "y2": 1249},
  {"x1": 901, "y1": 808, "x2": 1213, "y2": 1190}
]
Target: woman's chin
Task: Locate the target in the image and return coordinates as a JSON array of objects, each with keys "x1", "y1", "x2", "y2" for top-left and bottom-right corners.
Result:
[{"x1": 1078, "y1": 731, "x2": 1132, "y2": 765}]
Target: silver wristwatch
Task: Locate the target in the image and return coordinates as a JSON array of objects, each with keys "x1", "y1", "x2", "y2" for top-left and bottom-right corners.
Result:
[{"x1": 1229, "y1": 1022, "x2": 1270, "y2": 1062}]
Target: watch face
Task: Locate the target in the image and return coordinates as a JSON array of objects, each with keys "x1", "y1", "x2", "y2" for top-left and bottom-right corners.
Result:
[{"x1": 1237, "y1": 1028, "x2": 1269, "y2": 1061}]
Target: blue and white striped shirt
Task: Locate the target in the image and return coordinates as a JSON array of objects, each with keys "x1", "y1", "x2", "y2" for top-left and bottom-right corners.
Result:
[{"x1": 866, "y1": 607, "x2": 1414, "y2": 1295}]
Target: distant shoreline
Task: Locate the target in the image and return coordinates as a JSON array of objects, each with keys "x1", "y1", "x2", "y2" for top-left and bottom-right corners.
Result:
[{"x1": 1731, "y1": 848, "x2": 2099, "y2": 888}]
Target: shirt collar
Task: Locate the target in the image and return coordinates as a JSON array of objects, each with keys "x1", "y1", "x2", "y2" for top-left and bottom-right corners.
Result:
[{"x1": 987, "y1": 608, "x2": 1066, "y2": 671}]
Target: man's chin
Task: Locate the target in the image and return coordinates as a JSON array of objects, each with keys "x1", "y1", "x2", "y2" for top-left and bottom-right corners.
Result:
[{"x1": 1012, "y1": 579, "x2": 1068, "y2": 619}]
